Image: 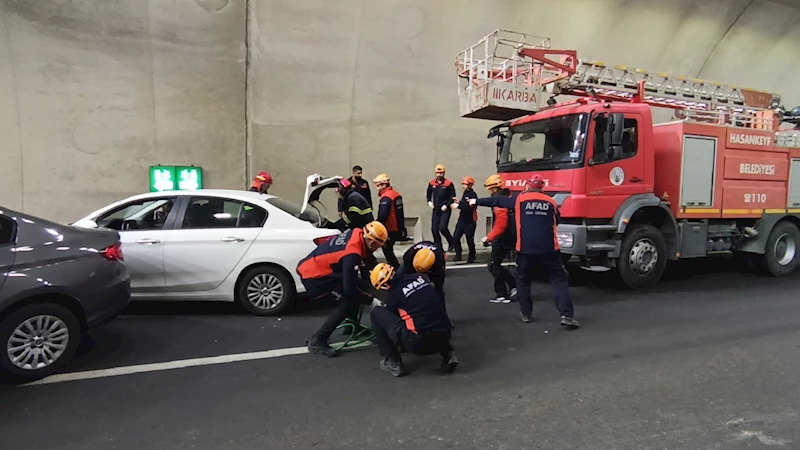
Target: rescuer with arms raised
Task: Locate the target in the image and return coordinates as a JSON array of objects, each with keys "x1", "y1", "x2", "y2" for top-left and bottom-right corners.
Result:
[
  {"x1": 477, "y1": 175, "x2": 579, "y2": 327},
  {"x1": 450, "y1": 176, "x2": 478, "y2": 263},
  {"x1": 368, "y1": 263, "x2": 458, "y2": 377},
  {"x1": 373, "y1": 173, "x2": 406, "y2": 268},
  {"x1": 480, "y1": 174, "x2": 517, "y2": 304},
  {"x1": 426, "y1": 164, "x2": 456, "y2": 251},
  {"x1": 297, "y1": 221, "x2": 389, "y2": 357}
]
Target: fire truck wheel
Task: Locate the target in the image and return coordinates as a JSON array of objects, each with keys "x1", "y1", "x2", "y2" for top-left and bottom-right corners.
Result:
[
  {"x1": 617, "y1": 223, "x2": 667, "y2": 289},
  {"x1": 760, "y1": 221, "x2": 799, "y2": 277}
]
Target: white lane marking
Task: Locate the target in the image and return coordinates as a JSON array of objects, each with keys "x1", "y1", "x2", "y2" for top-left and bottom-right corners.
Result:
[
  {"x1": 22, "y1": 341, "x2": 373, "y2": 387},
  {"x1": 446, "y1": 262, "x2": 514, "y2": 270}
]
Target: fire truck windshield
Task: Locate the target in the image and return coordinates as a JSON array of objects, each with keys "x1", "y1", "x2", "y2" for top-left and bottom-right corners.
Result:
[{"x1": 498, "y1": 113, "x2": 589, "y2": 172}]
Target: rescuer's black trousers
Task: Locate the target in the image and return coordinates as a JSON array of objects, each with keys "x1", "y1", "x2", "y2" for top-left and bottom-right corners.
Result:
[
  {"x1": 431, "y1": 209, "x2": 453, "y2": 248},
  {"x1": 488, "y1": 245, "x2": 516, "y2": 298},
  {"x1": 382, "y1": 231, "x2": 404, "y2": 268},
  {"x1": 304, "y1": 278, "x2": 372, "y2": 343},
  {"x1": 453, "y1": 221, "x2": 476, "y2": 258},
  {"x1": 515, "y1": 252, "x2": 574, "y2": 318},
  {"x1": 370, "y1": 306, "x2": 453, "y2": 361}
]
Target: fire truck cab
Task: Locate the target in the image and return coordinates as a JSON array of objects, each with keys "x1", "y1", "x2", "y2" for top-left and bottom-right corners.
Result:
[{"x1": 456, "y1": 30, "x2": 800, "y2": 289}]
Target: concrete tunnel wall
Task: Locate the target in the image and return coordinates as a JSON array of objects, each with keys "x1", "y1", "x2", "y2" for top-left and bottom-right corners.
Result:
[{"x1": 2, "y1": 0, "x2": 800, "y2": 239}]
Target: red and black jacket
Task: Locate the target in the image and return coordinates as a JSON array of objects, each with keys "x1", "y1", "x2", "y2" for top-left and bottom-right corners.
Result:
[
  {"x1": 377, "y1": 187, "x2": 405, "y2": 236},
  {"x1": 297, "y1": 229, "x2": 370, "y2": 300},
  {"x1": 426, "y1": 178, "x2": 456, "y2": 210}
]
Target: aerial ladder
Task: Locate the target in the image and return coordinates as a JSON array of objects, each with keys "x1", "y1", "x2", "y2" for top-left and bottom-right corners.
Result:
[{"x1": 454, "y1": 29, "x2": 797, "y2": 144}]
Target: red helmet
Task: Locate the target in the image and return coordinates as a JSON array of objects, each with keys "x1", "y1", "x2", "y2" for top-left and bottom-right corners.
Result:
[
  {"x1": 255, "y1": 171, "x2": 273, "y2": 184},
  {"x1": 336, "y1": 178, "x2": 353, "y2": 194},
  {"x1": 527, "y1": 174, "x2": 545, "y2": 189}
]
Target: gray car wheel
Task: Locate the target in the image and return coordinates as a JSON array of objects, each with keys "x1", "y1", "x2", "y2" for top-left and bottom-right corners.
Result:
[
  {"x1": 0, "y1": 303, "x2": 81, "y2": 383},
  {"x1": 236, "y1": 266, "x2": 296, "y2": 316}
]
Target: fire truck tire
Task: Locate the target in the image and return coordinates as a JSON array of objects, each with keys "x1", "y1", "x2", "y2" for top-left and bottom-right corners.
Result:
[
  {"x1": 616, "y1": 224, "x2": 667, "y2": 289},
  {"x1": 759, "y1": 221, "x2": 800, "y2": 277}
]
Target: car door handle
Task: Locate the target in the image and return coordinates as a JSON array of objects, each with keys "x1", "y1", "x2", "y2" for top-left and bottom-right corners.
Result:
[
  {"x1": 135, "y1": 238, "x2": 161, "y2": 245},
  {"x1": 221, "y1": 237, "x2": 246, "y2": 242},
  {"x1": 629, "y1": 177, "x2": 643, "y2": 183}
]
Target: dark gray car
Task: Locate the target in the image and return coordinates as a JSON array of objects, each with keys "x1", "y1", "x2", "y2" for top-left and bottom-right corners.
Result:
[{"x1": 0, "y1": 207, "x2": 131, "y2": 382}]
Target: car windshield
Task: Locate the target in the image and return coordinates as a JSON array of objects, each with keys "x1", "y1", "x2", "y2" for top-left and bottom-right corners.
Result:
[
  {"x1": 499, "y1": 113, "x2": 588, "y2": 171},
  {"x1": 266, "y1": 197, "x2": 321, "y2": 226}
]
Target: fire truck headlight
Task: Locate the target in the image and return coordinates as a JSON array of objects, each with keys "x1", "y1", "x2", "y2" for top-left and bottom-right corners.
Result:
[{"x1": 557, "y1": 232, "x2": 574, "y2": 249}]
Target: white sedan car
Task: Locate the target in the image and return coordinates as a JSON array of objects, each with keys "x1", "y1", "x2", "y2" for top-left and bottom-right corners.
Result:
[{"x1": 72, "y1": 174, "x2": 343, "y2": 316}]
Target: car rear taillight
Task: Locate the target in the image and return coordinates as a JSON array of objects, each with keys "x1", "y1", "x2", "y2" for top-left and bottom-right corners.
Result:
[
  {"x1": 313, "y1": 235, "x2": 335, "y2": 246},
  {"x1": 101, "y1": 242, "x2": 124, "y2": 261}
]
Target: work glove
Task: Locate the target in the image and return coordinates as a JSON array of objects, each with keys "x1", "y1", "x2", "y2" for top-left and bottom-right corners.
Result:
[
  {"x1": 371, "y1": 298, "x2": 385, "y2": 308},
  {"x1": 440, "y1": 204, "x2": 448, "y2": 212},
  {"x1": 428, "y1": 201, "x2": 434, "y2": 209},
  {"x1": 481, "y1": 236, "x2": 491, "y2": 247},
  {"x1": 468, "y1": 198, "x2": 477, "y2": 206},
  {"x1": 450, "y1": 202, "x2": 459, "y2": 210}
]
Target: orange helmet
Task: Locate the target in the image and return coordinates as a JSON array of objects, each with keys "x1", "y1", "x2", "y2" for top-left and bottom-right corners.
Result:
[
  {"x1": 363, "y1": 221, "x2": 389, "y2": 247},
  {"x1": 412, "y1": 248, "x2": 436, "y2": 273},
  {"x1": 434, "y1": 164, "x2": 446, "y2": 174},
  {"x1": 484, "y1": 174, "x2": 503, "y2": 190},
  {"x1": 461, "y1": 176, "x2": 475, "y2": 185},
  {"x1": 370, "y1": 263, "x2": 395, "y2": 290}
]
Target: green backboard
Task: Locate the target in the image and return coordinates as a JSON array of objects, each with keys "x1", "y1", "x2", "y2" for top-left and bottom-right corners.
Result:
[{"x1": 149, "y1": 165, "x2": 204, "y2": 192}]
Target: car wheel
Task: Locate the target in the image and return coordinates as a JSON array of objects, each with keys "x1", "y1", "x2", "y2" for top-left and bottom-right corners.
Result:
[
  {"x1": 0, "y1": 303, "x2": 81, "y2": 383},
  {"x1": 237, "y1": 266, "x2": 296, "y2": 316}
]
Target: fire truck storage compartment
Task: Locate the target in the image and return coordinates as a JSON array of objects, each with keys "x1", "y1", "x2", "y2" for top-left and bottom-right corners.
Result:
[
  {"x1": 678, "y1": 220, "x2": 708, "y2": 258},
  {"x1": 680, "y1": 135, "x2": 716, "y2": 208},
  {"x1": 789, "y1": 159, "x2": 800, "y2": 208}
]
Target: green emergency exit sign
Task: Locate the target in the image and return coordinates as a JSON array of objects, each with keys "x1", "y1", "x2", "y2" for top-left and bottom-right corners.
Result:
[{"x1": 149, "y1": 165, "x2": 204, "y2": 192}]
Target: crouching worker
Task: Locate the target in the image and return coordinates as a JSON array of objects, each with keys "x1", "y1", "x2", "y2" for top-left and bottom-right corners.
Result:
[
  {"x1": 369, "y1": 263, "x2": 458, "y2": 377},
  {"x1": 400, "y1": 242, "x2": 446, "y2": 310},
  {"x1": 298, "y1": 221, "x2": 388, "y2": 357}
]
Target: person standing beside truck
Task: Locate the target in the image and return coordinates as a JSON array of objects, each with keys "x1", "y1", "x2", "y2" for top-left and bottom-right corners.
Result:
[
  {"x1": 476, "y1": 174, "x2": 579, "y2": 328},
  {"x1": 479, "y1": 175, "x2": 517, "y2": 304},
  {"x1": 338, "y1": 165, "x2": 372, "y2": 218},
  {"x1": 373, "y1": 173, "x2": 406, "y2": 268},
  {"x1": 426, "y1": 164, "x2": 456, "y2": 251},
  {"x1": 450, "y1": 176, "x2": 478, "y2": 263}
]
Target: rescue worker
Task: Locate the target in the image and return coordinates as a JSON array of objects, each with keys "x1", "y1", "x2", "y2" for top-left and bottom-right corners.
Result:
[
  {"x1": 373, "y1": 173, "x2": 406, "y2": 268},
  {"x1": 399, "y1": 242, "x2": 446, "y2": 310},
  {"x1": 338, "y1": 165, "x2": 372, "y2": 218},
  {"x1": 369, "y1": 263, "x2": 458, "y2": 377},
  {"x1": 249, "y1": 171, "x2": 272, "y2": 194},
  {"x1": 480, "y1": 175, "x2": 517, "y2": 304},
  {"x1": 337, "y1": 178, "x2": 374, "y2": 231},
  {"x1": 298, "y1": 221, "x2": 389, "y2": 357},
  {"x1": 450, "y1": 176, "x2": 478, "y2": 263},
  {"x1": 426, "y1": 164, "x2": 456, "y2": 251},
  {"x1": 476, "y1": 175, "x2": 580, "y2": 328}
]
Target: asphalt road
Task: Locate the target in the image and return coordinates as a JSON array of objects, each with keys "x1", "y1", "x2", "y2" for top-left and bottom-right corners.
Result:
[{"x1": 2, "y1": 258, "x2": 800, "y2": 450}]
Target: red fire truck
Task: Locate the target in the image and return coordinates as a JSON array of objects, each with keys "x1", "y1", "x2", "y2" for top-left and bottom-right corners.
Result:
[{"x1": 456, "y1": 30, "x2": 800, "y2": 289}]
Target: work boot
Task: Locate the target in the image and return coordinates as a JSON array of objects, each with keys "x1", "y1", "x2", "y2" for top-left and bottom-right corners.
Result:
[
  {"x1": 520, "y1": 313, "x2": 533, "y2": 323},
  {"x1": 453, "y1": 254, "x2": 463, "y2": 262},
  {"x1": 380, "y1": 358, "x2": 407, "y2": 377},
  {"x1": 560, "y1": 316, "x2": 581, "y2": 329},
  {"x1": 467, "y1": 254, "x2": 476, "y2": 264},
  {"x1": 439, "y1": 351, "x2": 459, "y2": 374},
  {"x1": 308, "y1": 337, "x2": 338, "y2": 357},
  {"x1": 489, "y1": 296, "x2": 511, "y2": 304}
]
